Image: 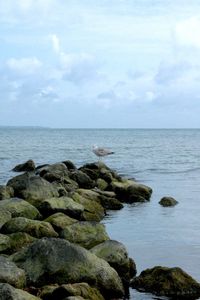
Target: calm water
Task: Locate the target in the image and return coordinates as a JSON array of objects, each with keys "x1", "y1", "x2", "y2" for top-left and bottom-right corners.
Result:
[{"x1": 0, "y1": 128, "x2": 200, "y2": 299}]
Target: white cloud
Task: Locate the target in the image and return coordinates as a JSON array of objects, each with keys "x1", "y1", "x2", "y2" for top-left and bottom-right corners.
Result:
[
  {"x1": 50, "y1": 34, "x2": 61, "y2": 53},
  {"x1": 6, "y1": 57, "x2": 42, "y2": 75},
  {"x1": 175, "y1": 17, "x2": 200, "y2": 48}
]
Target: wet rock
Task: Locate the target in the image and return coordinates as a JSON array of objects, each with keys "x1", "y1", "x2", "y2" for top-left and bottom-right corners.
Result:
[
  {"x1": 12, "y1": 159, "x2": 35, "y2": 172},
  {"x1": 44, "y1": 213, "x2": 78, "y2": 232},
  {"x1": 50, "y1": 283, "x2": 105, "y2": 300},
  {"x1": 0, "y1": 185, "x2": 14, "y2": 200},
  {"x1": 0, "y1": 283, "x2": 41, "y2": 300},
  {"x1": 131, "y1": 266, "x2": 200, "y2": 298},
  {"x1": 90, "y1": 240, "x2": 135, "y2": 280},
  {"x1": 71, "y1": 192, "x2": 105, "y2": 221},
  {"x1": 7, "y1": 173, "x2": 59, "y2": 205},
  {"x1": 12, "y1": 238, "x2": 124, "y2": 298},
  {"x1": 159, "y1": 196, "x2": 178, "y2": 207},
  {"x1": 69, "y1": 170, "x2": 95, "y2": 189},
  {"x1": 0, "y1": 198, "x2": 42, "y2": 220},
  {"x1": 62, "y1": 160, "x2": 77, "y2": 170},
  {"x1": 60, "y1": 221, "x2": 109, "y2": 249},
  {"x1": 38, "y1": 196, "x2": 84, "y2": 219},
  {"x1": 0, "y1": 256, "x2": 26, "y2": 288},
  {"x1": 1, "y1": 217, "x2": 58, "y2": 238}
]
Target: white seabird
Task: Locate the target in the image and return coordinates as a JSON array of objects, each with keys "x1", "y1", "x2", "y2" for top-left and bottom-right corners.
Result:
[{"x1": 92, "y1": 145, "x2": 114, "y2": 159}]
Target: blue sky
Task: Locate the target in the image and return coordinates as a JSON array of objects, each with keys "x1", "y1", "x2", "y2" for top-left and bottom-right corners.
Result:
[{"x1": 1, "y1": 0, "x2": 200, "y2": 128}]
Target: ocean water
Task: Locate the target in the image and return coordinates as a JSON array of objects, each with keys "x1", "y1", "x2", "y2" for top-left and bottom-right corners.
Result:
[{"x1": 0, "y1": 127, "x2": 200, "y2": 299}]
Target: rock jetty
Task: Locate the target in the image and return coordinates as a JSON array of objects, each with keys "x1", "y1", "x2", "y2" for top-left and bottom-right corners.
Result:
[{"x1": 0, "y1": 159, "x2": 199, "y2": 299}]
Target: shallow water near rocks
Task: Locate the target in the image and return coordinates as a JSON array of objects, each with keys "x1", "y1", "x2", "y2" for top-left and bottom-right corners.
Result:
[{"x1": 0, "y1": 127, "x2": 200, "y2": 299}]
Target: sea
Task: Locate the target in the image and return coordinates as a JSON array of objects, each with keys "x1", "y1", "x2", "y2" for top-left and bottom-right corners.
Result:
[{"x1": 0, "y1": 127, "x2": 200, "y2": 300}]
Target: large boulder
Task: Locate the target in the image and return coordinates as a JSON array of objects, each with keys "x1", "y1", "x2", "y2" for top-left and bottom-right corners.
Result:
[
  {"x1": 71, "y1": 192, "x2": 105, "y2": 221},
  {"x1": 131, "y1": 266, "x2": 200, "y2": 298},
  {"x1": 0, "y1": 208, "x2": 12, "y2": 229},
  {"x1": 0, "y1": 185, "x2": 14, "y2": 200},
  {"x1": 62, "y1": 160, "x2": 77, "y2": 170},
  {"x1": 44, "y1": 213, "x2": 78, "y2": 232},
  {"x1": 0, "y1": 198, "x2": 41, "y2": 220},
  {"x1": 0, "y1": 234, "x2": 11, "y2": 253},
  {"x1": 0, "y1": 256, "x2": 26, "y2": 288},
  {"x1": 0, "y1": 283, "x2": 41, "y2": 300},
  {"x1": 49, "y1": 283, "x2": 105, "y2": 300},
  {"x1": 12, "y1": 159, "x2": 36, "y2": 172},
  {"x1": 38, "y1": 197, "x2": 84, "y2": 219},
  {"x1": 8, "y1": 232, "x2": 36, "y2": 254},
  {"x1": 1, "y1": 217, "x2": 58, "y2": 238},
  {"x1": 111, "y1": 180, "x2": 152, "y2": 203},
  {"x1": 69, "y1": 170, "x2": 95, "y2": 189},
  {"x1": 60, "y1": 221, "x2": 109, "y2": 249},
  {"x1": 159, "y1": 196, "x2": 178, "y2": 207},
  {"x1": 90, "y1": 240, "x2": 135, "y2": 279},
  {"x1": 7, "y1": 173, "x2": 59, "y2": 205},
  {"x1": 12, "y1": 238, "x2": 124, "y2": 298}
]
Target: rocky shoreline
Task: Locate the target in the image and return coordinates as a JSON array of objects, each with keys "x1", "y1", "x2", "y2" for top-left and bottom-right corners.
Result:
[{"x1": 0, "y1": 159, "x2": 199, "y2": 300}]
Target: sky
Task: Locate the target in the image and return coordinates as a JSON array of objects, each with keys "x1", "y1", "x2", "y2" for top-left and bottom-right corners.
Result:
[{"x1": 1, "y1": 0, "x2": 200, "y2": 128}]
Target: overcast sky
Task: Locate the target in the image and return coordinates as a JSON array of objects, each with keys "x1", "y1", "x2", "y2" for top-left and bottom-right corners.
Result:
[{"x1": 1, "y1": 0, "x2": 200, "y2": 128}]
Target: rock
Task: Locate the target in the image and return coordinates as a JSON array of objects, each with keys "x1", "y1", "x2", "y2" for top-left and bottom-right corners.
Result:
[
  {"x1": 0, "y1": 234, "x2": 11, "y2": 253},
  {"x1": 12, "y1": 159, "x2": 35, "y2": 172},
  {"x1": 0, "y1": 198, "x2": 42, "y2": 220},
  {"x1": 7, "y1": 173, "x2": 59, "y2": 205},
  {"x1": 159, "y1": 196, "x2": 178, "y2": 207},
  {"x1": 8, "y1": 232, "x2": 36, "y2": 254},
  {"x1": 0, "y1": 209, "x2": 12, "y2": 229},
  {"x1": 37, "y1": 284, "x2": 59, "y2": 299},
  {"x1": 131, "y1": 266, "x2": 200, "y2": 298},
  {"x1": 50, "y1": 283, "x2": 105, "y2": 300},
  {"x1": 60, "y1": 221, "x2": 109, "y2": 249},
  {"x1": 0, "y1": 185, "x2": 14, "y2": 200},
  {"x1": 111, "y1": 180, "x2": 152, "y2": 203},
  {"x1": 96, "y1": 178, "x2": 108, "y2": 191},
  {"x1": 44, "y1": 213, "x2": 78, "y2": 232},
  {"x1": 79, "y1": 167, "x2": 100, "y2": 180},
  {"x1": 0, "y1": 283, "x2": 41, "y2": 300},
  {"x1": 1, "y1": 217, "x2": 58, "y2": 238},
  {"x1": 0, "y1": 256, "x2": 26, "y2": 288},
  {"x1": 81, "y1": 162, "x2": 110, "y2": 171},
  {"x1": 38, "y1": 197, "x2": 84, "y2": 219},
  {"x1": 12, "y1": 238, "x2": 124, "y2": 298},
  {"x1": 71, "y1": 192, "x2": 105, "y2": 221},
  {"x1": 69, "y1": 170, "x2": 95, "y2": 189},
  {"x1": 90, "y1": 240, "x2": 135, "y2": 279},
  {"x1": 62, "y1": 160, "x2": 77, "y2": 170}
]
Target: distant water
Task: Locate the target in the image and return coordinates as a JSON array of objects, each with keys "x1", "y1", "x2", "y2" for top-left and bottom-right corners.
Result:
[{"x1": 1, "y1": 128, "x2": 200, "y2": 300}]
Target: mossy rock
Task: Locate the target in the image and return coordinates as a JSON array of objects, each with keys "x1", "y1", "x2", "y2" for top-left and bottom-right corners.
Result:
[
  {"x1": 159, "y1": 196, "x2": 178, "y2": 207},
  {"x1": 0, "y1": 283, "x2": 41, "y2": 300},
  {"x1": 37, "y1": 284, "x2": 59, "y2": 299},
  {"x1": 12, "y1": 159, "x2": 35, "y2": 172},
  {"x1": 69, "y1": 170, "x2": 95, "y2": 189},
  {"x1": 96, "y1": 179, "x2": 108, "y2": 191},
  {"x1": 0, "y1": 256, "x2": 26, "y2": 288},
  {"x1": 0, "y1": 185, "x2": 14, "y2": 200},
  {"x1": 0, "y1": 198, "x2": 42, "y2": 220},
  {"x1": 131, "y1": 266, "x2": 200, "y2": 298},
  {"x1": 44, "y1": 213, "x2": 78, "y2": 232},
  {"x1": 51, "y1": 283, "x2": 105, "y2": 300},
  {"x1": 38, "y1": 197, "x2": 84, "y2": 219},
  {"x1": 72, "y1": 193, "x2": 105, "y2": 222},
  {"x1": 1, "y1": 217, "x2": 58, "y2": 238},
  {"x1": 61, "y1": 221, "x2": 109, "y2": 249},
  {"x1": 12, "y1": 238, "x2": 124, "y2": 298},
  {"x1": 8, "y1": 232, "x2": 36, "y2": 254},
  {"x1": 0, "y1": 234, "x2": 11, "y2": 253},
  {"x1": 0, "y1": 208, "x2": 12, "y2": 229}
]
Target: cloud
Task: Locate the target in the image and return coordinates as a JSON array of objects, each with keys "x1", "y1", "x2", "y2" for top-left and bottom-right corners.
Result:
[
  {"x1": 174, "y1": 17, "x2": 200, "y2": 48},
  {"x1": 50, "y1": 34, "x2": 61, "y2": 53},
  {"x1": 6, "y1": 57, "x2": 42, "y2": 75}
]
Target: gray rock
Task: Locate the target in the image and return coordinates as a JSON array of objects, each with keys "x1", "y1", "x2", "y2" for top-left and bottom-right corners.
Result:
[
  {"x1": 0, "y1": 209, "x2": 12, "y2": 229},
  {"x1": 62, "y1": 160, "x2": 77, "y2": 170},
  {"x1": 0, "y1": 283, "x2": 41, "y2": 300},
  {"x1": 60, "y1": 221, "x2": 109, "y2": 249},
  {"x1": 0, "y1": 256, "x2": 26, "y2": 288},
  {"x1": 0, "y1": 234, "x2": 11, "y2": 253},
  {"x1": 159, "y1": 196, "x2": 178, "y2": 207},
  {"x1": 69, "y1": 170, "x2": 95, "y2": 189},
  {"x1": 12, "y1": 238, "x2": 124, "y2": 298},
  {"x1": 0, "y1": 185, "x2": 14, "y2": 200},
  {"x1": 12, "y1": 159, "x2": 35, "y2": 172}
]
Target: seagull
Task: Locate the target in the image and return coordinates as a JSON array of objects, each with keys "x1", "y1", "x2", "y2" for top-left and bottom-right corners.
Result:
[{"x1": 92, "y1": 145, "x2": 114, "y2": 160}]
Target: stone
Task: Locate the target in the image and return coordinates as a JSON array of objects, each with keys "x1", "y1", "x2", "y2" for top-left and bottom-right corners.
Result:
[
  {"x1": 1, "y1": 217, "x2": 58, "y2": 238},
  {"x1": 7, "y1": 173, "x2": 59, "y2": 205},
  {"x1": 69, "y1": 170, "x2": 95, "y2": 189},
  {"x1": 44, "y1": 213, "x2": 78, "y2": 232},
  {"x1": 96, "y1": 178, "x2": 108, "y2": 191},
  {"x1": 62, "y1": 160, "x2": 77, "y2": 170},
  {"x1": 0, "y1": 209, "x2": 12, "y2": 229},
  {"x1": 0, "y1": 198, "x2": 42, "y2": 220},
  {"x1": 0, "y1": 283, "x2": 41, "y2": 300},
  {"x1": 0, "y1": 256, "x2": 26, "y2": 288},
  {"x1": 12, "y1": 159, "x2": 35, "y2": 172},
  {"x1": 131, "y1": 266, "x2": 200, "y2": 298},
  {"x1": 71, "y1": 192, "x2": 105, "y2": 221},
  {"x1": 60, "y1": 221, "x2": 109, "y2": 249},
  {"x1": 50, "y1": 283, "x2": 105, "y2": 300},
  {"x1": 12, "y1": 238, "x2": 124, "y2": 298},
  {"x1": 8, "y1": 232, "x2": 36, "y2": 254},
  {"x1": 0, "y1": 234, "x2": 11, "y2": 253},
  {"x1": 38, "y1": 197, "x2": 84, "y2": 219},
  {"x1": 159, "y1": 196, "x2": 179, "y2": 207},
  {"x1": 0, "y1": 185, "x2": 14, "y2": 200}
]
